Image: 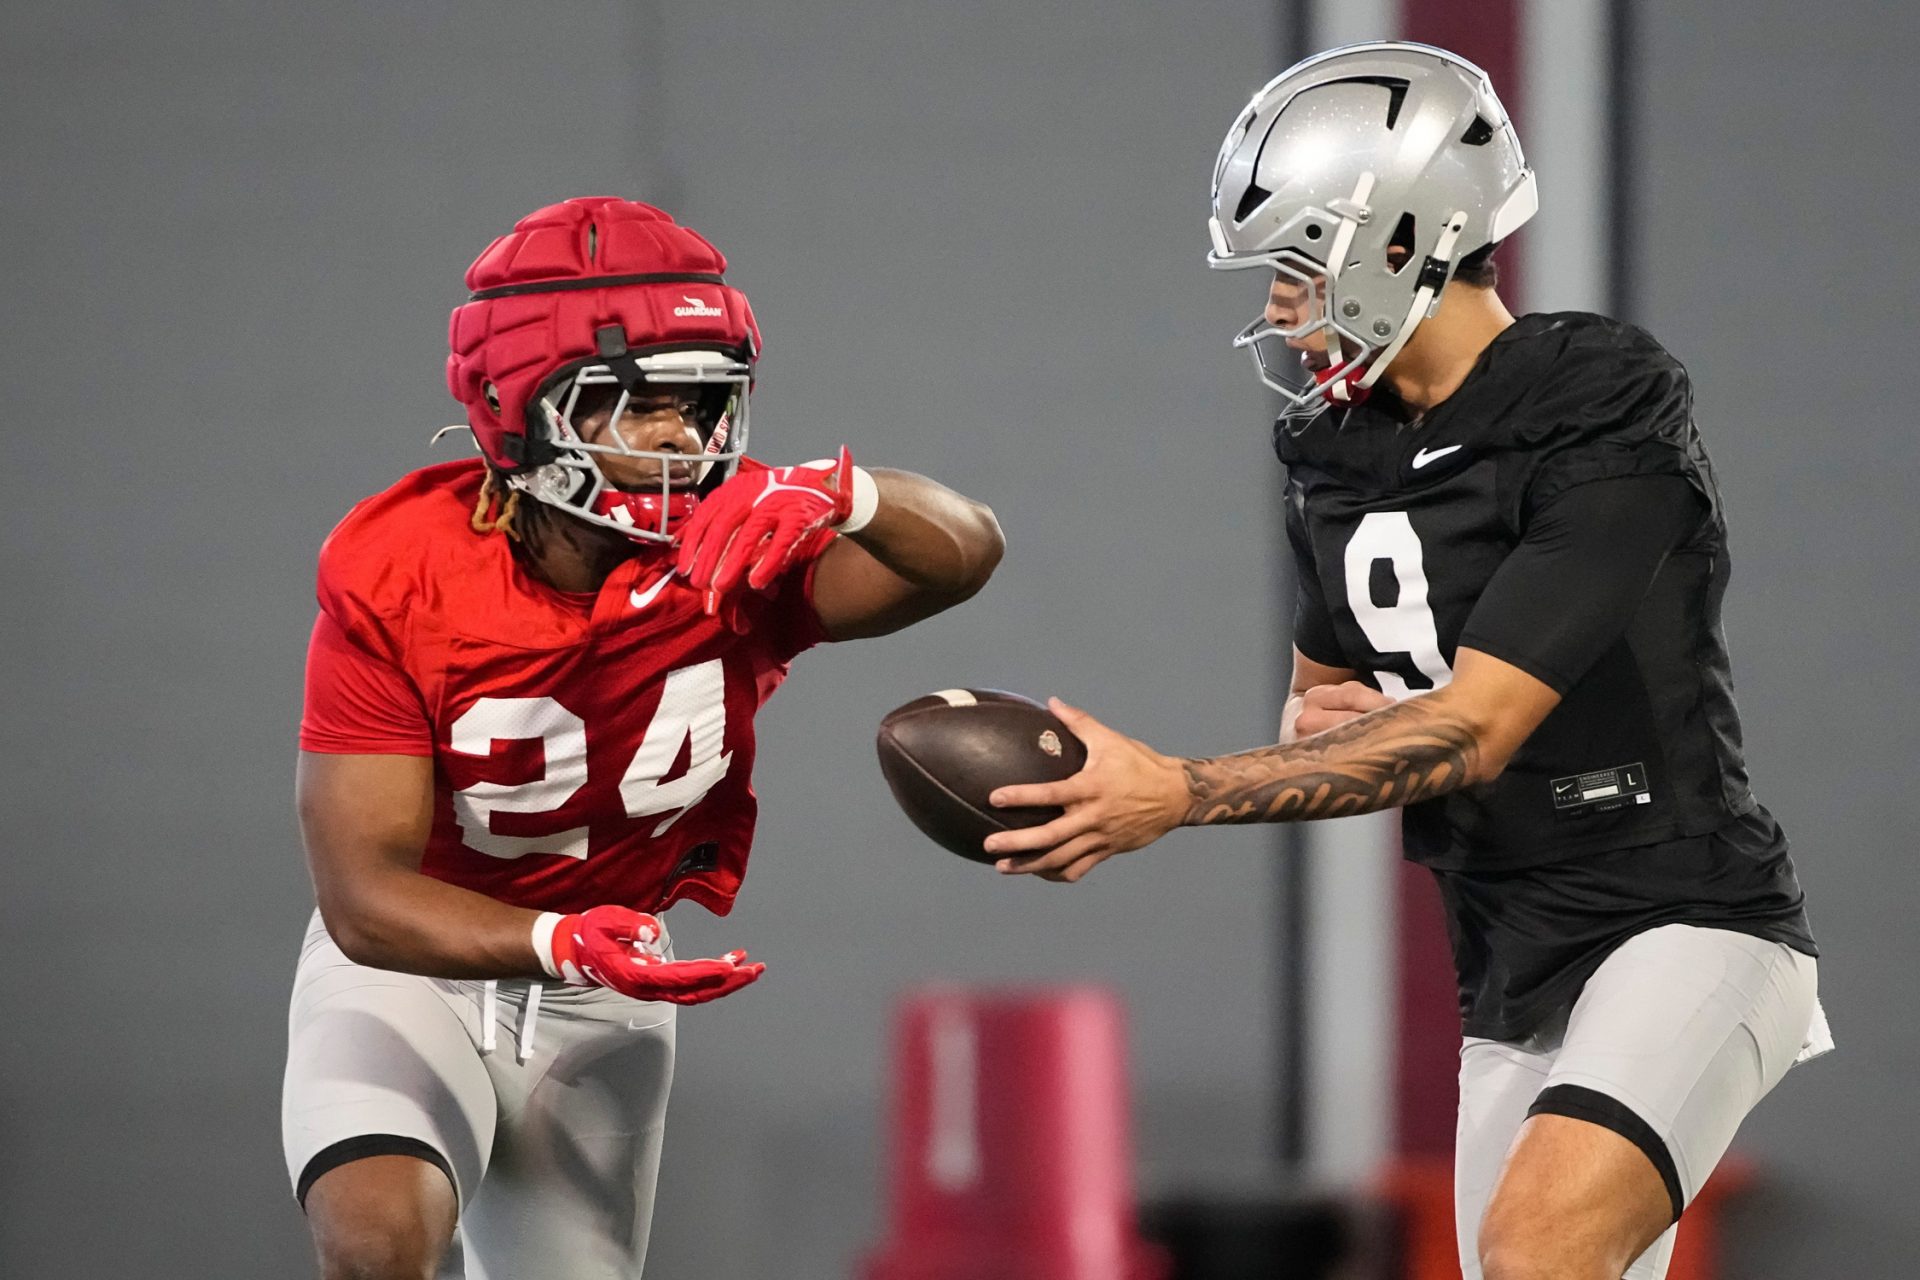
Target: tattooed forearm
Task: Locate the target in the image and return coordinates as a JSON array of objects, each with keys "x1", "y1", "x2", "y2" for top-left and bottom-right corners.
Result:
[{"x1": 1179, "y1": 697, "x2": 1481, "y2": 826}]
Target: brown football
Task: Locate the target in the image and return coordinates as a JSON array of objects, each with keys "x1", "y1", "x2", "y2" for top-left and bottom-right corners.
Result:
[{"x1": 875, "y1": 689, "x2": 1087, "y2": 863}]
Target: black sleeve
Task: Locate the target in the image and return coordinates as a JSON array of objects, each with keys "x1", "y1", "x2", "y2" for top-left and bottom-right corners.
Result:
[
  {"x1": 1285, "y1": 486, "x2": 1345, "y2": 667},
  {"x1": 1457, "y1": 474, "x2": 1707, "y2": 694}
]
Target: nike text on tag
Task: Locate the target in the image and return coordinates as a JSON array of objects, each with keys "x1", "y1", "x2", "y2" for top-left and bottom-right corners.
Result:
[
  {"x1": 1551, "y1": 762, "x2": 1650, "y2": 812},
  {"x1": 1411, "y1": 444, "x2": 1464, "y2": 469}
]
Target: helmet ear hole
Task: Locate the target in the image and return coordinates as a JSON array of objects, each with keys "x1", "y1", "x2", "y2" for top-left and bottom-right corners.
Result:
[
  {"x1": 483, "y1": 382, "x2": 502, "y2": 414},
  {"x1": 1304, "y1": 223, "x2": 1324, "y2": 242},
  {"x1": 1388, "y1": 212, "x2": 1418, "y2": 274}
]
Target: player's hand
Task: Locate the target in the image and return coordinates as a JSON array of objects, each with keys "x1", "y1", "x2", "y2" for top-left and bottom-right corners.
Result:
[
  {"x1": 674, "y1": 447, "x2": 872, "y2": 616},
  {"x1": 1289, "y1": 681, "x2": 1393, "y2": 739},
  {"x1": 980, "y1": 699, "x2": 1189, "y2": 884},
  {"x1": 536, "y1": 905, "x2": 764, "y2": 1005}
]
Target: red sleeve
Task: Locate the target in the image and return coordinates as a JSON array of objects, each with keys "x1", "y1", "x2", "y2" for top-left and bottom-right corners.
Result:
[{"x1": 299, "y1": 611, "x2": 435, "y2": 755}]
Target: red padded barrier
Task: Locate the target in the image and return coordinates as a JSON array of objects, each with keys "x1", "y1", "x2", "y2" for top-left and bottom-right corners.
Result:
[{"x1": 862, "y1": 987, "x2": 1169, "y2": 1280}]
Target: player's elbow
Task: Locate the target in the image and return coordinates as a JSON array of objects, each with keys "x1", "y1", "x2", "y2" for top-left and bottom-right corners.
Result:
[
  {"x1": 921, "y1": 497, "x2": 1005, "y2": 601},
  {"x1": 1470, "y1": 733, "x2": 1519, "y2": 786},
  {"x1": 1462, "y1": 704, "x2": 1552, "y2": 785},
  {"x1": 1430, "y1": 655, "x2": 1560, "y2": 786},
  {"x1": 936, "y1": 498, "x2": 1013, "y2": 602},
  {"x1": 317, "y1": 902, "x2": 377, "y2": 967},
  {"x1": 306, "y1": 860, "x2": 414, "y2": 970},
  {"x1": 1423, "y1": 689, "x2": 1527, "y2": 788},
  {"x1": 332, "y1": 929, "x2": 389, "y2": 972},
  {"x1": 314, "y1": 892, "x2": 392, "y2": 969},
  {"x1": 956, "y1": 499, "x2": 1006, "y2": 595}
]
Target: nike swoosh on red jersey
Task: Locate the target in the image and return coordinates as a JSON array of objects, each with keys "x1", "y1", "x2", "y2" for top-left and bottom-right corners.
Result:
[{"x1": 629, "y1": 572, "x2": 674, "y2": 611}]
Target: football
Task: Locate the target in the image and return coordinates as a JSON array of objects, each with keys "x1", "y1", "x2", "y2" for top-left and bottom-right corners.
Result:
[{"x1": 875, "y1": 689, "x2": 1088, "y2": 863}]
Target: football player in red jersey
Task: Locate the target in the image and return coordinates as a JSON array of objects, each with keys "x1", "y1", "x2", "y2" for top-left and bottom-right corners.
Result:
[{"x1": 282, "y1": 197, "x2": 1004, "y2": 1280}]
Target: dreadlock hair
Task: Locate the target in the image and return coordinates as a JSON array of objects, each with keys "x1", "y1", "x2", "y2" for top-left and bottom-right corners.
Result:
[{"x1": 470, "y1": 466, "x2": 526, "y2": 540}]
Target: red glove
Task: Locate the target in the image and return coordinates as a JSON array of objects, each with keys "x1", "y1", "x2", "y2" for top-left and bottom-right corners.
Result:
[
  {"x1": 675, "y1": 446, "x2": 878, "y2": 615},
  {"x1": 532, "y1": 906, "x2": 764, "y2": 1006}
]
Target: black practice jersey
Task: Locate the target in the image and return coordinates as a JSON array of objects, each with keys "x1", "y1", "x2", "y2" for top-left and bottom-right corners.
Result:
[{"x1": 1279, "y1": 312, "x2": 1815, "y2": 1038}]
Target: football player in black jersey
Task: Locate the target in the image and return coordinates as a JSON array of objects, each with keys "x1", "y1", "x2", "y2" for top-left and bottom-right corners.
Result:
[{"x1": 983, "y1": 43, "x2": 1826, "y2": 1280}]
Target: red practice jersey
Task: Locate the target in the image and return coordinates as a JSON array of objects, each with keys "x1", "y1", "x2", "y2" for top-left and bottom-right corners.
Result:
[{"x1": 300, "y1": 458, "x2": 829, "y2": 916}]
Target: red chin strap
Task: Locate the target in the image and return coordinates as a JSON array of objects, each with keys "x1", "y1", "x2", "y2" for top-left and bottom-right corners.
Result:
[{"x1": 1316, "y1": 363, "x2": 1372, "y2": 407}]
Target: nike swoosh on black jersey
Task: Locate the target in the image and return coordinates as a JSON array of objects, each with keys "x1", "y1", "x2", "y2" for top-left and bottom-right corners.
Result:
[{"x1": 1411, "y1": 444, "x2": 1464, "y2": 469}]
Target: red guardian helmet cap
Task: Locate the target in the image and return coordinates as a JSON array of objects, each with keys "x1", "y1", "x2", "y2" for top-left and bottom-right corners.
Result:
[{"x1": 446, "y1": 197, "x2": 763, "y2": 542}]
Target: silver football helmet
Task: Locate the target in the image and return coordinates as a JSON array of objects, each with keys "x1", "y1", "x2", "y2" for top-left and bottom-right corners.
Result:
[{"x1": 1208, "y1": 42, "x2": 1537, "y2": 418}]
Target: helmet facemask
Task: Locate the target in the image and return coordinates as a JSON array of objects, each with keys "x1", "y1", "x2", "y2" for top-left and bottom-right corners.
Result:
[
  {"x1": 1211, "y1": 175, "x2": 1473, "y2": 426},
  {"x1": 1217, "y1": 243, "x2": 1377, "y2": 424},
  {"x1": 511, "y1": 348, "x2": 752, "y2": 544}
]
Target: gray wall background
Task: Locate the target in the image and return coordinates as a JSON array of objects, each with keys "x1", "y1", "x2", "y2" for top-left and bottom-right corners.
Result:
[{"x1": 2, "y1": 2, "x2": 1914, "y2": 1277}]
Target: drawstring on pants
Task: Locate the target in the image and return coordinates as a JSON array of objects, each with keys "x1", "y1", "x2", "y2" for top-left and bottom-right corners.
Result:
[{"x1": 479, "y1": 979, "x2": 546, "y2": 1063}]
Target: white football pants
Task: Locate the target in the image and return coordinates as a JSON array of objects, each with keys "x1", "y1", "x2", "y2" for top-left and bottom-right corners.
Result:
[
  {"x1": 282, "y1": 911, "x2": 678, "y2": 1279},
  {"x1": 1454, "y1": 924, "x2": 1823, "y2": 1280}
]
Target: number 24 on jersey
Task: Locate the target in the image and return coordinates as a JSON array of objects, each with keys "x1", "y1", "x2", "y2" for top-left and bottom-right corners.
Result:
[{"x1": 447, "y1": 659, "x2": 731, "y2": 861}]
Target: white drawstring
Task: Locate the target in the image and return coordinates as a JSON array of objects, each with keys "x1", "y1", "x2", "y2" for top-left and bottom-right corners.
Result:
[
  {"x1": 519, "y1": 984, "x2": 544, "y2": 1063},
  {"x1": 478, "y1": 978, "x2": 546, "y2": 1063}
]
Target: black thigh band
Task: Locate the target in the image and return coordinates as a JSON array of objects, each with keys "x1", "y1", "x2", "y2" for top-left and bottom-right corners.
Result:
[
  {"x1": 1528, "y1": 1084, "x2": 1684, "y2": 1222},
  {"x1": 296, "y1": 1134, "x2": 457, "y2": 1210}
]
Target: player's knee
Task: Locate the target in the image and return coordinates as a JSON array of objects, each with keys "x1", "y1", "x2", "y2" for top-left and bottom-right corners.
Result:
[
  {"x1": 1478, "y1": 1238, "x2": 1552, "y2": 1280},
  {"x1": 315, "y1": 1226, "x2": 443, "y2": 1280},
  {"x1": 310, "y1": 1194, "x2": 451, "y2": 1280},
  {"x1": 1477, "y1": 1220, "x2": 1612, "y2": 1280},
  {"x1": 1478, "y1": 1204, "x2": 1553, "y2": 1280},
  {"x1": 304, "y1": 1152, "x2": 456, "y2": 1280}
]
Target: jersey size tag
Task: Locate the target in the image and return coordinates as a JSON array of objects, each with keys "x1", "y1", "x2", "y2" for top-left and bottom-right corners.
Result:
[{"x1": 1550, "y1": 763, "x2": 1650, "y2": 813}]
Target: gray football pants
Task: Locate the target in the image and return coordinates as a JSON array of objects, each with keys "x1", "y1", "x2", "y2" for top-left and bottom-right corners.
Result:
[
  {"x1": 282, "y1": 911, "x2": 677, "y2": 1279},
  {"x1": 1454, "y1": 923, "x2": 1824, "y2": 1280}
]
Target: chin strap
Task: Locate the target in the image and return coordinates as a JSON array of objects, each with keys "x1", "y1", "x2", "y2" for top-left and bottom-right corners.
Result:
[
  {"x1": 1319, "y1": 172, "x2": 1376, "y2": 381},
  {"x1": 1355, "y1": 210, "x2": 1469, "y2": 392},
  {"x1": 1318, "y1": 364, "x2": 1371, "y2": 407}
]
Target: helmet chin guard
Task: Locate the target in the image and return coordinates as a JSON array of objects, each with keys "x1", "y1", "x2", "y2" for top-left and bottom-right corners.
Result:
[{"x1": 1206, "y1": 43, "x2": 1537, "y2": 421}]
